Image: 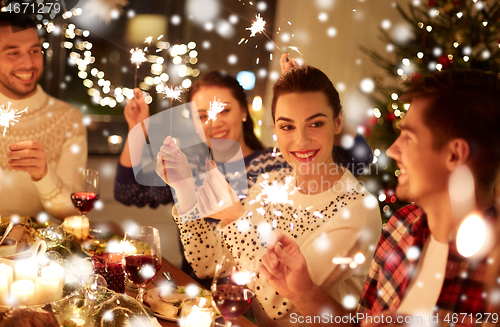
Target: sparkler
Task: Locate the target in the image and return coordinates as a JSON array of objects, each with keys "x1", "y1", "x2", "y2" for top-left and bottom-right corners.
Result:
[
  {"x1": 206, "y1": 97, "x2": 226, "y2": 162},
  {"x1": 130, "y1": 48, "x2": 147, "y2": 88},
  {"x1": 0, "y1": 103, "x2": 28, "y2": 137},
  {"x1": 163, "y1": 85, "x2": 184, "y2": 136},
  {"x1": 257, "y1": 176, "x2": 294, "y2": 206},
  {"x1": 247, "y1": 13, "x2": 266, "y2": 37}
]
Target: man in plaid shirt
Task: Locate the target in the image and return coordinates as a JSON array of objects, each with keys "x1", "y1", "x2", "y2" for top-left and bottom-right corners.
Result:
[{"x1": 260, "y1": 69, "x2": 500, "y2": 326}]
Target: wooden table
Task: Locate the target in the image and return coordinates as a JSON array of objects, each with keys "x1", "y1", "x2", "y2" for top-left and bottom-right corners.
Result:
[{"x1": 93, "y1": 222, "x2": 257, "y2": 327}]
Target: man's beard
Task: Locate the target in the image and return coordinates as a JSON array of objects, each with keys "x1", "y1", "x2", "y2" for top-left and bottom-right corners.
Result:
[{"x1": 0, "y1": 73, "x2": 39, "y2": 98}]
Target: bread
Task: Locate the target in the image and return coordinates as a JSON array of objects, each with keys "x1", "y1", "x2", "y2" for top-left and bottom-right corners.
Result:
[
  {"x1": 0, "y1": 307, "x2": 59, "y2": 327},
  {"x1": 150, "y1": 302, "x2": 179, "y2": 318}
]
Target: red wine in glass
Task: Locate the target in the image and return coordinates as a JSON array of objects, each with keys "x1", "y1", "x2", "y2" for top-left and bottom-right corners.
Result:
[
  {"x1": 123, "y1": 255, "x2": 161, "y2": 287},
  {"x1": 122, "y1": 226, "x2": 162, "y2": 305},
  {"x1": 71, "y1": 192, "x2": 99, "y2": 215},
  {"x1": 213, "y1": 284, "x2": 255, "y2": 320}
]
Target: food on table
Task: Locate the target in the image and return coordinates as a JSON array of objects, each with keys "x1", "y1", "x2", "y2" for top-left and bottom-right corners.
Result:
[
  {"x1": 0, "y1": 307, "x2": 59, "y2": 327},
  {"x1": 143, "y1": 286, "x2": 213, "y2": 319},
  {"x1": 150, "y1": 301, "x2": 179, "y2": 318},
  {"x1": 0, "y1": 223, "x2": 41, "y2": 253}
]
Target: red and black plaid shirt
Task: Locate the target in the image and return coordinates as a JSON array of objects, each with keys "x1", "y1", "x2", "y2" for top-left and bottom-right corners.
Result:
[{"x1": 357, "y1": 204, "x2": 497, "y2": 327}]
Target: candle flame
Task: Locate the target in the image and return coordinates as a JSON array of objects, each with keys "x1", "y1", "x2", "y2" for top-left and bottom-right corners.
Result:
[
  {"x1": 163, "y1": 85, "x2": 184, "y2": 102},
  {"x1": 0, "y1": 103, "x2": 28, "y2": 137},
  {"x1": 130, "y1": 48, "x2": 147, "y2": 68},
  {"x1": 206, "y1": 97, "x2": 226, "y2": 123},
  {"x1": 247, "y1": 14, "x2": 266, "y2": 37}
]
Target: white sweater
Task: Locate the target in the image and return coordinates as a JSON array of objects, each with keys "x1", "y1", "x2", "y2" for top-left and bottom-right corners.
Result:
[
  {"x1": 0, "y1": 85, "x2": 87, "y2": 219},
  {"x1": 174, "y1": 168, "x2": 382, "y2": 327}
]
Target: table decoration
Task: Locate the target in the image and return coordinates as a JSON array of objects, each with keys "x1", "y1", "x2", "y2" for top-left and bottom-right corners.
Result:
[
  {"x1": 179, "y1": 297, "x2": 216, "y2": 327},
  {"x1": 62, "y1": 216, "x2": 90, "y2": 240},
  {"x1": 10, "y1": 280, "x2": 35, "y2": 306}
]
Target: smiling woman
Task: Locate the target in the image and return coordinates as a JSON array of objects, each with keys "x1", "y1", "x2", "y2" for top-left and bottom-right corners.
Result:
[{"x1": 166, "y1": 65, "x2": 382, "y2": 327}]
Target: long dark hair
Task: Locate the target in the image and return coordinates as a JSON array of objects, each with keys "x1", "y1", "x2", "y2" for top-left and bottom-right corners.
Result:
[{"x1": 187, "y1": 71, "x2": 264, "y2": 151}]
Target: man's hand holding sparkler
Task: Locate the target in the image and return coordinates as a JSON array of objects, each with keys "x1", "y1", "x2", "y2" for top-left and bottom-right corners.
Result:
[
  {"x1": 156, "y1": 136, "x2": 196, "y2": 215},
  {"x1": 196, "y1": 159, "x2": 244, "y2": 224},
  {"x1": 7, "y1": 140, "x2": 48, "y2": 181},
  {"x1": 281, "y1": 53, "x2": 300, "y2": 73}
]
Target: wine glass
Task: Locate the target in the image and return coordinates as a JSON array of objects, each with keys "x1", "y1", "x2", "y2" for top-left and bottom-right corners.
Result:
[
  {"x1": 122, "y1": 226, "x2": 162, "y2": 305},
  {"x1": 211, "y1": 250, "x2": 256, "y2": 327},
  {"x1": 71, "y1": 169, "x2": 99, "y2": 233}
]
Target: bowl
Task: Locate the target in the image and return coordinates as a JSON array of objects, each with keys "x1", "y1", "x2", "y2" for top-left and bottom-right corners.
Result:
[{"x1": 0, "y1": 237, "x2": 17, "y2": 257}]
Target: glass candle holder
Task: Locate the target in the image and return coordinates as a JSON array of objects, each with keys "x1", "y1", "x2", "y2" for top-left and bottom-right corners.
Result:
[{"x1": 91, "y1": 253, "x2": 125, "y2": 293}]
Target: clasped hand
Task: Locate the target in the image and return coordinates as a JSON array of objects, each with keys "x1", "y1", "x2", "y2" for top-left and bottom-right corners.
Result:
[{"x1": 7, "y1": 140, "x2": 48, "y2": 181}]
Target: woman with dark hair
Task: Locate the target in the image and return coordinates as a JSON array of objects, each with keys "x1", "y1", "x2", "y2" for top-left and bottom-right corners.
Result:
[{"x1": 161, "y1": 65, "x2": 382, "y2": 326}]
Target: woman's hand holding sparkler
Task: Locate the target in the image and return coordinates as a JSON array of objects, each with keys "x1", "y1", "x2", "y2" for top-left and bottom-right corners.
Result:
[
  {"x1": 281, "y1": 53, "x2": 300, "y2": 74},
  {"x1": 196, "y1": 159, "x2": 244, "y2": 224},
  {"x1": 156, "y1": 136, "x2": 196, "y2": 214},
  {"x1": 124, "y1": 88, "x2": 149, "y2": 131}
]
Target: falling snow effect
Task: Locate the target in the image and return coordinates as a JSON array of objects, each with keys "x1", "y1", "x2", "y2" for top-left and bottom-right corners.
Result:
[{"x1": 0, "y1": 103, "x2": 28, "y2": 137}]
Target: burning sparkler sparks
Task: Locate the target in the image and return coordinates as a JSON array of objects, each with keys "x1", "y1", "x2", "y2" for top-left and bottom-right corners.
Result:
[
  {"x1": 163, "y1": 85, "x2": 184, "y2": 136},
  {"x1": 257, "y1": 176, "x2": 294, "y2": 206},
  {"x1": 130, "y1": 47, "x2": 147, "y2": 88},
  {"x1": 206, "y1": 97, "x2": 226, "y2": 123},
  {"x1": 130, "y1": 48, "x2": 147, "y2": 68},
  {"x1": 0, "y1": 103, "x2": 28, "y2": 137},
  {"x1": 247, "y1": 14, "x2": 266, "y2": 37},
  {"x1": 163, "y1": 86, "x2": 184, "y2": 102}
]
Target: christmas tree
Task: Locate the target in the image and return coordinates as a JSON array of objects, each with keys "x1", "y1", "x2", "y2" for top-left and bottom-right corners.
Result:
[{"x1": 361, "y1": 0, "x2": 500, "y2": 220}]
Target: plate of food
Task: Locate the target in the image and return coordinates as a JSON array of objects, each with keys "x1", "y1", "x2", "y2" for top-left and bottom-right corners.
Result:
[{"x1": 143, "y1": 285, "x2": 215, "y2": 321}]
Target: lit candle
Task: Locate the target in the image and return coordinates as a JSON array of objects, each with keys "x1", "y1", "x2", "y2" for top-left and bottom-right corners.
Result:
[
  {"x1": 0, "y1": 263, "x2": 13, "y2": 287},
  {"x1": 10, "y1": 280, "x2": 35, "y2": 306},
  {"x1": 0, "y1": 275, "x2": 8, "y2": 305},
  {"x1": 35, "y1": 277, "x2": 60, "y2": 304},
  {"x1": 15, "y1": 260, "x2": 37, "y2": 282},
  {"x1": 183, "y1": 305, "x2": 214, "y2": 327},
  {"x1": 41, "y1": 264, "x2": 64, "y2": 299},
  {"x1": 62, "y1": 216, "x2": 90, "y2": 239}
]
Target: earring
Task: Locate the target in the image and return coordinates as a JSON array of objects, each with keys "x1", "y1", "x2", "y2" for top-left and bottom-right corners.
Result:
[{"x1": 243, "y1": 117, "x2": 247, "y2": 122}]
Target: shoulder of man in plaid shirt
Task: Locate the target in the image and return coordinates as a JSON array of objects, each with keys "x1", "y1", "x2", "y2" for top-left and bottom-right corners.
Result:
[{"x1": 356, "y1": 204, "x2": 497, "y2": 327}]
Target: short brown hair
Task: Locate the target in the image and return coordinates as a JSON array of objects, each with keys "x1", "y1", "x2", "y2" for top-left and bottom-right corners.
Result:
[
  {"x1": 271, "y1": 65, "x2": 342, "y2": 122},
  {"x1": 401, "y1": 69, "x2": 500, "y2": 191}
]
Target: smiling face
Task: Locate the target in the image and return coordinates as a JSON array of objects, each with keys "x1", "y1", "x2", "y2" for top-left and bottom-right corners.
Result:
[
  {"x1": 191, "y1": 86, "x2": 252, "y2": 156},
  {"x1": 387, "y1": 97, "x2": 450, "y2": 206},
  {"x1": 274, "y1": 92, "x2": 341, "y2": 171},
  {"x1": 0, "y1": 25, "x2": 43, "y2": 99}
]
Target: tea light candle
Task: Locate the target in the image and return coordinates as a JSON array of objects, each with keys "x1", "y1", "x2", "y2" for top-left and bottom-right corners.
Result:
[
  {"x1": 0, "y1": 263, "x2": 13, "y2": 287},
  {"x1": 121, "y1": 241, "x2": 137, "y2": 255},
  {"x1": 0, "y1": 275, "x2": 8, "y2": 305},
  {"x1": 41, "y1": 264, "x2": 64, "y2": 299},
  {"x1": 63, "y1": 216, "x2": 90, "y2": 239},
  {"x1": 11, "y1": 280, "x2": 35, "y2": 306},
  {"x1": 183, "y1": 305, "x2": 214, "y2": 327},
  {"x1": 35, "y1": 277, "x2": 60, "y2": 304},
  {"x1": 15, "y1": 260, "x2": 37, "y2": 282}
]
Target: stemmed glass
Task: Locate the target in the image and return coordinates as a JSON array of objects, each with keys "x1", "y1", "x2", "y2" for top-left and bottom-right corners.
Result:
[
  {"x1": 122, "y1": 226, "x2": 162, "y2": 304},
  {"x1": 211, "y1": 250, "x2": 256, "y2": 327},
  {"x1": 71, "y1": 168, "x2": 99, "y2": 223}
]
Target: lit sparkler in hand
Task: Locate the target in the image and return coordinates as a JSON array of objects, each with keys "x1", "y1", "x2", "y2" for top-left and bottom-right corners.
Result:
[
  {"x1": 206, "y1": 97, "x2": 227, "y2": 162},
  {"x1": 163, "y1": 85, "x2": 184, "y2": 136},
  {"x1": 247, "y1": 13, "x2": 266, "y2": 37},
  {"x1": 0, "y1": 103, "x2": 28, "y2": 137},
  {"x1": 257, "y1": 176, "x2": 294, "y2": 206},
  {"x1": 130, "y1": 48, "x2": 147, "y2": 88}
]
